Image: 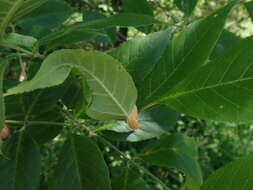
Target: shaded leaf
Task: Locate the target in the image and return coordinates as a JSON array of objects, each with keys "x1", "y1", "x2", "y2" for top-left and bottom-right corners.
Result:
[
  {"x1": 13, "y1": 0, "x2": 48, "y2": 21},
  {"x1": 211, "y1": 30, "x2": 240, "y2": 58},
  {"x1": 201, "y1": 155, "x2": 253, "y2": 190},
  {"x1": 174, "y1": 0, "x2": 198, "y2": 15},
  {"x1": 162, "y1": 36, "x2": 253, "y2": 123},
  {"x1": 0, "y1": 0, "x2": 24, "y2": 40},
  {"x1": 245, "y1": 1, "x2": 253, "y2": 22},
  {"x1": 112, "y1": 167, "x2": 149, "y2": 190},
  {"x1": 17, "y1": 0, "x2": 73, "y2": 38},
  {"x1": 5, "y1": 78, "x2": 74, "y2": 144},
  {"x1": 6, "y1": 50, "x2": 137, "y2": 121},
  {"x1": 137, "y1": 0, "x2": 238, "y2": 109},
  {"x1": 0, "y1": 132, "x2": 40, "y2": 189},
  {"x1": 83, "y1": 10, "x2": 117, "y2": 43},
  {"x1": 38, "y1": 13, "x2": 161, "y2": 48},
  {"x1": 44, "y1": 29, "x2": 107, "y2": 50},
  {"x1": 122, "y1": 0, "x2": 153, "y2": 33},
  {"x1": 49, "y1": 134, "x2": 111, "y2": 190},
  {"x1": 140, "y1": 133, "x2": 202, "y2": 185}
]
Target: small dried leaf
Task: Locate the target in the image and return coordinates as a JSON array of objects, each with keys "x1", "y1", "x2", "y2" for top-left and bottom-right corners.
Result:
[
  {"x1": 127, "y1": 105, "x2": 139, "y2": 130},
  {"x1": 0, "y1": 125, "x2": 9, "y2": 139}
]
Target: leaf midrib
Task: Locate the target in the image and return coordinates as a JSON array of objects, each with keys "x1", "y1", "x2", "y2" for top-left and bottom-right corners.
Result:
[
  {"x1": 74, "y1": 64, "x2": 129, "y2": 118},
  {"x1": 141, "y1": 15, "x2": 218, "y2": 105},
  {"x1": 161, "y1": 76, "x2": 253, "y2": 102}
]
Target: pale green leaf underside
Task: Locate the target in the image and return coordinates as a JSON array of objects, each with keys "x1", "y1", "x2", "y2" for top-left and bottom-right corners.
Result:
[
  {"x1": 138, "y1": 0, "x2": 239, "y2": 109},
  {"x1": 201, "y1": 155, "x2": 253, "y2": 190},
  {"x1": 0, "y1": 0, "x2": 24, "y2": 40},
  {"x1": 6, "y1": 50, "x2": 137, "y2": 121},
  {"x1": 162, "y1": 36, "x2": 253, "y2": 123}
]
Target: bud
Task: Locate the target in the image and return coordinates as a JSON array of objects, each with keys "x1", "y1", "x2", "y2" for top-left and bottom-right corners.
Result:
[
  {"x1": 0, "y1": 125, "x2": 10, "y2": 139},
  {"x1": 126, "y1": 105, "x2": 139, "y2": 130}
]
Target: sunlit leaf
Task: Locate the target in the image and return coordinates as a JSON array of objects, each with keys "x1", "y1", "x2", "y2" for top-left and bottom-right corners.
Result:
[
  {"x1": 137, "y1": 0, "x2": 239, "y2": 109},
  {"x1": 110, "y1": 27, "x2": 175, "y2": 87},
  {"x1": 162, "y1": 36, "x2": 253, "y2": 123},
  {"x1": 201, "y1": 155, "x2": 253, "y2": 190}
]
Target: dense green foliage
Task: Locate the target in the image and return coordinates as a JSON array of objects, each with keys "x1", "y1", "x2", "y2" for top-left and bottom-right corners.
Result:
[{"x1": 0, "y1": 0, "x2": 253, "y2": 190}]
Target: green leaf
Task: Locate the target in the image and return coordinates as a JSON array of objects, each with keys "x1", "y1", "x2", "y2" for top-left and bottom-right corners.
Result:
[
  {"x1": 112, "y1": 167, "x2": 149, "y2": 190},
  {"x1": 3, "y1": 32, "x2": 37, "y2": 51},
  {"x1": 211, "y1": 30, "x2": 240, "y2": 58},
  {"x1": 83, "y1": 10, "x2": 117, "y2": 43},
  {"x1": 5, "y1": 86, "x2": 69, "y2": 144},
  {"x1": 185, "y1": 177, "x2": 201, "y2": 190},
  {"x1": 0, "y1": 132, "x2": 41, "y2": 189},
  {"x1": 174, "y1": 0, "x2": 198, "y2": 15},
  {"x1": 162, "y1": 36, "x2": 253, "y2": 123},
  {"x1": 49, "y1": 134, "x2": 111, "y2": 190},
  {"x1": 43, "y1": 29, "x2": 107, "y2": 50},
  {"x1": 0, "y1": 0, "x2": 24, "y2": 40},
  {"x1": 17, "y1": 0, "x2": 73, "y2": 38},
  {"x1": 245, "y1": 1, "x2": 253, "y2": 22},
  {"x1": 61, "y1": 75, "x2": 90, "y2": 118},
  {"x1": 140, "y1": 133, "x2": 202, "y2": 185},
  {"x1": 123, "y1": 0, "x2": 153, "y2": 16},
  {"x1": 6, "y1": 50, "x2": 137, "y2": 121},
  {"x1": 104, "y1": 105, "x2": 179, "y2": 142},
  {"x1": 13, "y1": 0, "x2": 48, "y2": 21},
  {"x1": 110, "y1": 27, "x2": 175, "y2": 87},
  {"x1": 38, "y1": 13, "x2": 161, "y2": 48},
  {"x1": 122, "y1": 0, "x2": 153, "y2": 33},
  {"x1": 201, "y1": 155, "x2": 253, "y2": 190},
  {"x1": 137, "y1": 0, "x2": 239, "y2": 109}
]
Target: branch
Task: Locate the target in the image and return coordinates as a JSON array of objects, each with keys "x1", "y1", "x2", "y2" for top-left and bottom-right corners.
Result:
[
  {"x1": 0, "y1": 42, "x2": 44, "y2": 59},
  {"x1": 59, "y1": 109, "x2": 171, "y2": 190},
  {"x1": 5, "y1": 120, "x2": 64, "y2": 127},
  {"x1": 95, "y1": 134, "x2": 171, "y2": 190}
]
